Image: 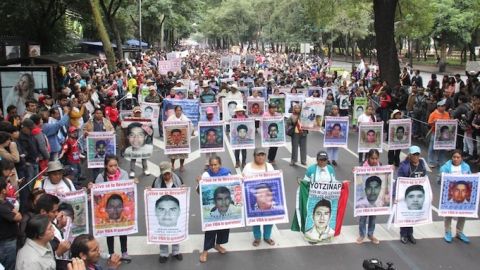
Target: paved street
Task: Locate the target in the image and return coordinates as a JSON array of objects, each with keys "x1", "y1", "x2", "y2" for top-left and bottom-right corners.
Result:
[{"x1": 105, "y1": 101, "x2": 480, "y2": 269}]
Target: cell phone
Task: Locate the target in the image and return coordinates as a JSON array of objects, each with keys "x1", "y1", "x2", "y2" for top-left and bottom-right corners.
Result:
[{"x1": 119, "y1": 258, "x2": 132, "y2": 263}]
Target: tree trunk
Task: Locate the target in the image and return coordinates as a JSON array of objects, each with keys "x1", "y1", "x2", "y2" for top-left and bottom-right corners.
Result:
[
  {"x1": 90, "y1": 0, "x2": 116, "y2": 71},
  {"x1": 111, "y1": 19, "x2": 123, "y2": 60},
  {"x1": 373, "y1": 0, "x2": 400, "y2": 88},
  {"x1": 439, "y1": 32, "x2": 447, "y2": 72}
]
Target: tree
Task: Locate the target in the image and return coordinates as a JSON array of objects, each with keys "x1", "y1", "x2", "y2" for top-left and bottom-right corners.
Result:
[
  {"x1": 99, "y1": 0, "x2": 126, "y2": 59},
  {"x1": 90, "y1": 0, "x2": 116, "y2": 70},
  {"x1": 373, "y1": 0, "x2": 400, "y2": 88}
]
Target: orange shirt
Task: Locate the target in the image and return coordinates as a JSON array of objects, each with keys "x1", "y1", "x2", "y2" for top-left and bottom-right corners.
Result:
[{"x1": 427, "y1": 109, "x2": 450, "y2": 131}]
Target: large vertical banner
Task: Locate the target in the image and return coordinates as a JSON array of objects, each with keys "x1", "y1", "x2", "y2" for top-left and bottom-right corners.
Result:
[
  {"x1": 57, "y1": 190, "x2": 89, "y2": 239},
  {"x1": 91, "y1": 181, "x2": 138, "y2": 237},
  {"x1": 438, "y1": 173, "x2": 480, "y2": 218},
  {"x1": 243, "y1": 171, "x2": 288, "y2": 226},
  {"x1": 304, "y1": 181, "x2": 343, "y2": 243},
  {"x1": 388, "y1": 119, "x2": 412, "y2": 150},
  {"x1": 353, "y1": 166, "x2": 393, "y2": 216},
  {"x1": 434, "y1": 119, "x2": 458, "y2": 150},
  {"x1": 230, "y1": 118, "x2": 255, "y2": 150},
  {"x1": 220, "y1": 56, "x2": 231, "y2": 69},
  {"x1": 164, "y1": 121, "x2": 191, "y2": 155},
  {"x1": 86, "y1": 132, "x2": 116, "y2": 168},
  {"x1": 140, "y1": 102, "x2": 161, "y2": 128},
  {"x1": 198, "y1": 121, "x2": 225, "y2": 153},
  {"x1": 199, "y1": 175, "x2": 245, "y2": 231},
  {"x1": 353, "y1": 97, "x2": 368, "y2": 125},
  {"x1": 324, "y1": 116, "x2": 349, "y2": 148},
  {"x1": 123, "y1": 119, "x2": 154, "y2": 159},
  {"x1": 358, "y1": 122, "x2": 384, "y2": 153},
  {"x1": 394, "y1": 177, "x2": 432, "y2": 227},
  {"x1": 261, "y1": 116, "x2": 286, "y2": 147},
  {"x1": 144, "y1": 188, "x2": 190, "y2": 244},
  {"x1": 300, "y1": 98, "x2": 325, "y2": 131}
]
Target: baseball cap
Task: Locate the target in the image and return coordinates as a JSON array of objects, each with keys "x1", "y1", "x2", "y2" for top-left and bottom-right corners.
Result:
[
  {"x1": 317, "y1": 151, "x2": 328, "y2": 160},
  {"x1": 409, "y1": 145, "x2": 421, "y2": 155},
  {"x1": 254, "y1": 147, "x2": 267, "y2": 155},
  {"x1": 159, "y1": 161, "x2": 173, "y2": 175},
  {"x1": 437, "y1": 99, "x2": 446, "y2": 106}
]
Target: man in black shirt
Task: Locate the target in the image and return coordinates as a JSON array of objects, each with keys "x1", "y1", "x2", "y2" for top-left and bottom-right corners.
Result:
[{"x1": 0, "y1": 181, "x2": 22, "y2": 270}]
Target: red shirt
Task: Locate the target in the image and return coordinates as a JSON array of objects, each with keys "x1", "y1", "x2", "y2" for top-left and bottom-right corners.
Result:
[
  {"x1": 62, "y1": 137, "x2": 81, "y2": 164},
  {"x1": 380, "y1": 94, "x2": 391, "y2": 108},
  {"x1": 105, "y1": 106, "x2": 120, "y2": 125}
]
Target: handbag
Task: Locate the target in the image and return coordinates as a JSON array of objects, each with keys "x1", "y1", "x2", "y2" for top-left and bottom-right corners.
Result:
[{"x1": 287, "y1": 125, "x2": 295, "y2": 137}]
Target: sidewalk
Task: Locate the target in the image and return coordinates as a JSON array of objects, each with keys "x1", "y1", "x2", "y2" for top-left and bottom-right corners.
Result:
[{"x1": 330, "y1": 55, "x2": 466, "y2": 76}]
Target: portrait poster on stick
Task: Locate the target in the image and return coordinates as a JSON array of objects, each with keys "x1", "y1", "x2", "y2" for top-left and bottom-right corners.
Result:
[
  {"x1": 243, "y1": 171, "x2": 288, "y2": 226},
  {"x1": 393, "y1": 177, "x2": 432, "y2": 227},
  {"x1": 353, "y1": 166, "x2": 393, "y2": 216},
  {"x1": 433, "y1": 119, "x2": 458, "y2": 150},
  {"x1": 222, "y1": 98, "x2": 243, "y2": 122},
  {"x1": 91, "y1": 181, "x2": 138, "y2": 237},
  {"x1": 352, "y1": 97, "x2": 368, "y2": 125},
  {"x1": 199, "y1": 103, "x2": 220, "y2": 121},
  {"x1": 198, "y1": 121, "x2": 225, "y2": 153},
  {"x1": 230, "y1": 118, "x2": 255, "y2": 150},
  {"x1": 57, "y1": 190, "x2": 89, "y2": 239},
  {"x1": 438, "y1": 173, "x2": 480, "y2": 218},
  {"x1": 388, "y1": 119, "x2": 412, "y2": 150},
  {"x1": 140, "y1": 102, "x2": 161, "y2": 128},
  {"x1": 199, "y1": 175, "x2": 245, "y2": 231},
  {"x1": 268, "y1": 95, "x2": 286, "y2": 114},
  {"x1": 324, "y1": 116, "x2": 349, "y2": 148},
  {"x1": 300, "y1": 98, "x2": 325, "y2": 131},
  {"x1": 261, "y1": 116, "x2": 286, "y2": 147},
  {"x1": 358, "y1": 122, "x2": 384, "y2": 153},
  {"x1": 247, "y1": 97, "x2": 265, "y2": 120},
  {"x1": 86, "y1": 132, "x2": 116, "y2": 168},
  {"x1": 164, "y1": 121, "x2": 191, "y2": 155},
  {"x1": 285, "y1": 93, "x2": 305, "y2": 117},
  {"x1": 122, "y1": 118, "x2": 154, "y2": 160},
  {"x1": 144, "y1": 187, "x2": 190, "y2": 244}
]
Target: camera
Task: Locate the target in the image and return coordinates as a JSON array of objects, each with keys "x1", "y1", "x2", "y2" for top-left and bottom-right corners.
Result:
[{"x1": 362, "y1": 258, "x2": 395, "y2": 270}]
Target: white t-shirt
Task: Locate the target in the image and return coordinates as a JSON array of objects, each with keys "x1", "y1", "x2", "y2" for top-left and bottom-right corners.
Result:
[
  {"x1": 42, "y1": 178, "x2": 76, "y2": 194},
  {"x1": 242, "y1": 162, "x2": 274, "y2": 176},
  {"x1": 451, "y1": 164, "x2": 462, "y2": 174},
  {"x1": 357, "y1": 113, "x2": 373, "y2": 124}
]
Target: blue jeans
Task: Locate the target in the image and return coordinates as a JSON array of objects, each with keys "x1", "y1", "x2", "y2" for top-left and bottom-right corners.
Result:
[
  {"x1": 326, "y1": 147, "x2": 339, "y2": 161},
  {"x1": 359, "y1": 216, "x2": 376, "y2": 237},
  {"x1": 0, "y1": 238, "x2": 17, "y2": 270},
  {"x1": 427, "y1": 135, "x2": 448, "y2": 166},
  {"x1": 253, "y1": 225, "x2": 273, "y2": 240}
]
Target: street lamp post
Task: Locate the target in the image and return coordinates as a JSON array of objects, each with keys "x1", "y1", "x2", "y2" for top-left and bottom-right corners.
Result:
[{"x1": 138, "y1": 0, "x2": 142, "y2": 53}]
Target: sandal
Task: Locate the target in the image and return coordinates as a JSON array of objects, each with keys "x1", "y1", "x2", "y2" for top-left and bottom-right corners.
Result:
[
  {"x1": 214, "y1": 245, "x2": 227, "y2": 254},
  {"x1": 264, "y1": 238, "x2": 275, "y2": 246},
  {"x1": 252, "y1": 239, "x2": 261, "y2": 247},
  {"x1": 199, "y1": 251, "x2": 208, "y2": 263}
]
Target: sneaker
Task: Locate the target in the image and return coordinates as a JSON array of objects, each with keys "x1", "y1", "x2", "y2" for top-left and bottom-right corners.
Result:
[
  {"x1": 129, "y1": 172, "x2": 135, "y2": 178},
  {"x1": 173, "y1": 253, "x2": 183, "y2": 261},
  {"x1": 158, "y1": 256, "x2": 168, "y2": 263},
  {"x1": 144, "y1": 170, "x2": 150, "y2": 176},
  {"x1": 444, "y1": 231, "x2": 452, "y2": 243},
  {"x1": 400, "y1": 236, "x2": 408, "y2": 244},
  {"x1": 428, "y1": 163, "x2": 436, "y2": 168},
  {"x1": 456, "y1": 232, "x2": 470, "y2": 243},
  {"x1": 408, "y1": 235, "x2": 416, "y2": 244}
]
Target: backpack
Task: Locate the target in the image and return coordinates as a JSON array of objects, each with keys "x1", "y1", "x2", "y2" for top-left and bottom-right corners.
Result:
[
  {"x1": 413, "y1": 95, "x2": 426, "y2": 117},
  {"x1": 41, "y1": 178, "x2": 73, "y2": 191}
]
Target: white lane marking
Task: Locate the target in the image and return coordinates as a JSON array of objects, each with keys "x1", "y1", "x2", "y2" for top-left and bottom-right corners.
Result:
[{"x1": 100, "y1": 220, "x2": 480, "y2": 255}]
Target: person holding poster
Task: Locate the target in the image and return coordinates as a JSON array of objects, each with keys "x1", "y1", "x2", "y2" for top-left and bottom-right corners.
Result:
[
  {"x1": 396, "y1": 145, "x2": 427, "y2": 245},
  {"x1": 94, "y1": 155, "x2": 132, "y2": 261},
  {"x1": 166, "y1": 105, "x2": 191, "y2": 172},
  {"x1": 40, "y1": 161, "x2": 77, "y2": 194},
  {"x1": 124, "y1": 107, "x2": 154, "y2": 177},
  {"x1": 231, "y1": 105, "x2": 249, "y2": 169},
  {"x1": 303, "y1": 151, "x2": 337, "y2": 183},
  {"x1": 263, "y1": 103, "x2": 282, "y2": 164},
  {"x1": 427, "y1": 99, "x2": 450, "y2": 168},
  {"x1": 324, "y1": 106, "x2": 343, "y2": 166},
  {"x1": 151, "y1": 161, "x2": 184, "y2": 263},
  {"x1": 356, "y1": 149, "x2": 382, "y2": 245},
  {"x1": 242, "y1": 148, "x2": 275, "y2": 247},
  {"x1": 387, "y1": 110, "x2": 403, "y2": 167},
  {"x1": 197, "y1": 156, "x2": 232, "y2": 263},
  {"x1": 439, "y1": 150, "x2": 472, "y2": 243},
  {"x1": 356, "y1": 105, "x2": 377, "y2": 165},
  {"x1": 286, "y1": 104, "x2": 308, "y2": 166},
  {"x1": 144, "y1": 85, "x2": 163, "y2": 135}
]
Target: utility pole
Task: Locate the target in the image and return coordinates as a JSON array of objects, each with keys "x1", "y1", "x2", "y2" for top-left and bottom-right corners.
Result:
[{"x1": 139, "y1": 0, "x2": 142, "y2": 53}]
